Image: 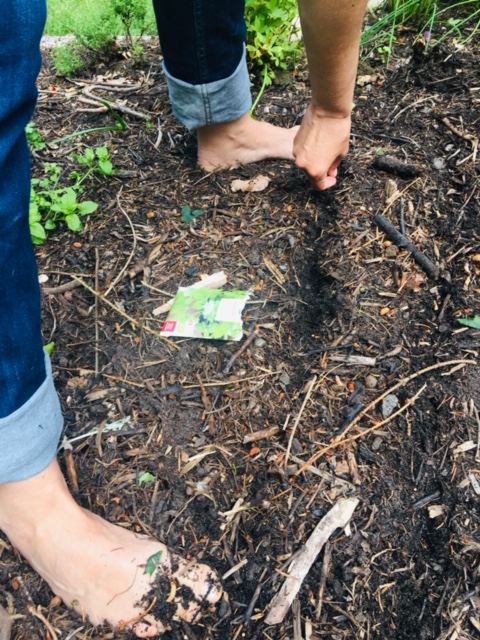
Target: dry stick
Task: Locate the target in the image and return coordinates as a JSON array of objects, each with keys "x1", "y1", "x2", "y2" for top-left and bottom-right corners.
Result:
[
  {"x1": 284, "y1": 376, "x2": 317, "y2": 468},
  {"x1": 223, "y1": 330, "x2": 258, "y2": 374},
  {"x1": 374, "y1": 213, "x2": 440, "y2": 278},
  {"x1": 265, "y1": 498, "x2": 359, "y2": 625},
  {"x1": 94, "y1": 247, "x2": 100, "y2": 376},
  {"x1": 42, "y1": 279, "x2": 82, "y2": 295},
  {"x1": 315, "y1": 539, "x2": 332, "y2": 621},
  {"x1": 65, "y1": 273, "x2": 179, "y2": 349},
  {"x1": 0, "y1": 605, "x2": 12, "y2": 640},
  {"x1": 102, "y1": 193, "x2": 138, "y2": 299},
  {"x1": 27, "y1": 606, "x2": 59, "y2": 640},
  {"x1": 297, "y1": 359, "x2": 476, "y2": 475},
  {"x1": 244, "y1": 568, "x2": 268, "y2": 624}
]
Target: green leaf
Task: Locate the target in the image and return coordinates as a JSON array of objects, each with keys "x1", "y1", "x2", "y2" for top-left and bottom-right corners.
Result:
[
  {"x1": 77, "y1": 200, "x2": 98, "y2": 215},
  {"x1": 144, "y1": 550, "x2": 163, "y2": 576},
  {"x1": 45, "y1": 220, "x2": 57, "y2": 230},
  {"x1": 44, "y1": 341, "x2": 55, "y2": 355},
  {"x1": 30, "y1": 222, "x2": 46, "y2": 240},
  {"x1": 138, "y1": 471, "x2": 155, "y2": 486},
  {"x1": 181, "y1": 205, "x2": 204, "y2": 223},
  {"x1": 458, "y1": 316, "x2": 480, "y2": 329},
  {"x1": 99, "y1": 160, "x2": 114, "y2": 176},
  {"x1": 65, "y1": 213, "x2": 82, "y2": 231}
]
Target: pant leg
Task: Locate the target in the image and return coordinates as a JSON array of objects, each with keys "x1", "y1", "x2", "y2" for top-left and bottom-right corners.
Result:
[
  {"x1": 0, "y1": 0, "x2": 63, "y2": 484},
  {"x1": 152, "y1": 0, "x2": 252, "y2": 129}
]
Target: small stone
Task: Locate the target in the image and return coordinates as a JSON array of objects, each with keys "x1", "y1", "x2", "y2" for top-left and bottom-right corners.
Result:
[
  {"x1": 254, "y1": 338, "x2": 267, "y2": 348},
  {"x1": 433, "y1": 157, "x2": 445, "y2": 170},
  {"x1": 372, "y1": 436, "x2": 383, "y2": 451},
  {"x1": 382, "y1": 394, "x2": 399, "y2": 419},
  {"x1": 365, "y1": 375, "x2": 378, "y2": 389},
  {"x1": 279, "y1": 371, "x2": 290, "y2": 387}
]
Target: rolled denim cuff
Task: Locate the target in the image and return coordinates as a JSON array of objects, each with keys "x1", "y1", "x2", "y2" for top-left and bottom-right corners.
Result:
[
  {"x1": 0, "y1": 354, "x2": 63, "y2": 484},
  {"x1": 163, "y1": 48, "x2": 252, "y2": 130}
]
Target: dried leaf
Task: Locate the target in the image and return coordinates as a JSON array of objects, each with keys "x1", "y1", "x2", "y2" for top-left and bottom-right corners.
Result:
[
  {"x1": 400, "y1": 271, "x2": 426, "y2": 292},
  {"x1": 231, "y1": 175, "x2": 270, "y2": 193}
]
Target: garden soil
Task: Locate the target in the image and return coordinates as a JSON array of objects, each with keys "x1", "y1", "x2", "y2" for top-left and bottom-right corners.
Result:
[{"x1": 1, "y1": 33, "x2": 479, "y2": 640}]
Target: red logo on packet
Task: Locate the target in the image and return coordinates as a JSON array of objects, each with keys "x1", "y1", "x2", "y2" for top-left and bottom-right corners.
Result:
[{"x1": 161, "y1": 321, "x2": 177, "y2": 333}]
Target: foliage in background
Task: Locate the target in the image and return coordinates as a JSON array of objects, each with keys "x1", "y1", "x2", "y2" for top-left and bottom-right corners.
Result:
[
  {"x1": 27, "y1": 124, "x2": 115, "y2": 244},
  {"x1": 245, "y1": 0, "x2": 303, "y2": 85},
  {"x1": 48, "y1": 0, "x2": 154, "y2": 76},
  {"x1": 362, "y1": 0, "x2": 480, "y2": 63}
]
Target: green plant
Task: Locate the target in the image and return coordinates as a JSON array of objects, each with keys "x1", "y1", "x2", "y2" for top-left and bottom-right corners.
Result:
[
  {"x1": 112, "y1": 0, "x2": 149, "y2": 45},
  {"x1": 245, "y1": 0, "x2": 302, "y2": 87},
  {"x1": 25, "y1": 122, "x2": 46, "y2": 150},
  {"x1": 29, "y1": 146, "x2": 115, "y2": 244},
  {"x1": 51, "y1": 41, "x2": 86, "y2": 77},
  {"x1": 362, "y1": 0, "x2": 480, "y2": 59}
]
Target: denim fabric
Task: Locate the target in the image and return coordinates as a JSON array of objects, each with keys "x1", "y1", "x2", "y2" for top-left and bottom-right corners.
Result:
[
  {"x1": 0, "y1": 0, "x2": 63, "y2": 483},
  {"x1": 152, "y1": 0, "x2": 252, "y2": 129}
]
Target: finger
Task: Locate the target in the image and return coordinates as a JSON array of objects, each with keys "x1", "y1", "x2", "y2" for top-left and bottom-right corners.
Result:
[{"x1": 312, "y1": 174, "x2": 337, "y2": 191}]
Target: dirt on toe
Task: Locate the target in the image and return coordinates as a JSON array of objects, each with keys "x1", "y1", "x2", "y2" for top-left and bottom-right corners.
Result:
[{"x1": 1, "y1": 30, "x2": 479, "y2": 640}]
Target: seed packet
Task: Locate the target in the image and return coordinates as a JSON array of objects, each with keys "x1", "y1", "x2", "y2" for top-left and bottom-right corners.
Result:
[{"x1": 160, "y1": 288, "x2": 250, "y2": 341}]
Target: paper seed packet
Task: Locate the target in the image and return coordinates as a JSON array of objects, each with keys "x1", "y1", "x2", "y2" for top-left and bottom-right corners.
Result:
[{"x1": 160, "y1": 288, "x2": 250, "y2": 341}]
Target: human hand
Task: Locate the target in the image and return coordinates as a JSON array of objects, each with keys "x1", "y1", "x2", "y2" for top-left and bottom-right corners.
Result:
[{"x1": 293, "y1": 105, "x2": 352, "y2": 190}]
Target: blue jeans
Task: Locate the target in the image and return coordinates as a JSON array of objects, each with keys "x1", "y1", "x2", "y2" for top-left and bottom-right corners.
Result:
[
  {"x1": 0, "y1": 0, "x2": 63, "y2": 483},
  {"x1": 152, "y1": 0, "x2": 252, "y2": 129}
]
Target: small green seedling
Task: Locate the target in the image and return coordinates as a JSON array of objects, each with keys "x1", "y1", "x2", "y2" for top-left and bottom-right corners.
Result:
[
  {"x1": 44, "y1": 342, "x2": 56, "y2": 355},
  {"x1": 26, "y1": 122, "x2": 46, "y2": 150},
  {"x1": 138, "y1": 471, "x2": 155, "y2": 486},
  {"x1": 181, "y1": 205, "x2": 204, "y2": 224},
  {"x1": 144, "y1": 550, "x2": 163, "y2": 576}
]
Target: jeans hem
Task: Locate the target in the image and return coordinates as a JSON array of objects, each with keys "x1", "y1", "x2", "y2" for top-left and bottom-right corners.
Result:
[
  {"x1": 0, "y1": 354, "x2": 63, "y2": 484},
  {"x1": 163, "y1": 48, "x2": 252, "y2": 130}
]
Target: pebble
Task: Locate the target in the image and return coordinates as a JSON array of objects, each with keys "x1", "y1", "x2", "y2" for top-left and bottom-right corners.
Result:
[
  {"x1": 372, "y1": 436, "x2": 383, "y2": 451},
  {"x1": 279, "y1": 371, "x2": 291, "y2": 386},
  {"x1": 382, "y1": 394, "x2": 399, "y2": 418},
  {"x1": 254, "y1": 338, "x2": 267, "y2": 348},
  {"x1": 365, "y1": 374, "x2": 378, "y2": 389}
]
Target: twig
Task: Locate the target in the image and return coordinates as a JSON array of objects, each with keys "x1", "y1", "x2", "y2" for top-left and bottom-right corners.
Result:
[
  {"x1": 373, "y1": 156, "x2": 423, "y2": 178},
  {"x1": 102, "y1": 193, "x2": 138, "y2": 299},
  {"x1": 285, "y1": 376, "x2": 317, "y2": 468},
  {"x1": 315, "y1": 539, "x2": 332, "y2": 621},
  {"x1": 117, "y1": 597, "x2": 157, "y2": 631},
  {"x1": 0, "y1": 605, "x2": 12, "y2": 640},
  {"x1": 94, "y1": 247, "x2": 100, "y2": 376},
  {"x1": 42, "y1": 280, "x2": 82, "y2": 295},
  {"x1": 223, "y1": 330, "x2": 258, "y2": 374},
  {"x1": 297, "y1": 359, "x2": 476, "y2": 474},
  {"x1": 222, "y1": 538, "x2": 243, "y2": 585},
  {"x1": 64, "y1": 273, "x2": 179, "y2": 349},
  {"x1": 244, "y1": 568, "x2": 268, "y2": 624},
  {"x1": 80, "y1": 86, "x2": 149, "y2": 119},
  {"x1": 27, "y1": 606, "x2": 58, "y2": 640},
  {"x1": 243, "y1": 426, "x2": 280, "y2": 443},
  {"x1": 374, "y1": 213, "x2": 440, "y2": 278},
  {"x1": 265, "y1": 498, "x2": 359, "y2": 625}
]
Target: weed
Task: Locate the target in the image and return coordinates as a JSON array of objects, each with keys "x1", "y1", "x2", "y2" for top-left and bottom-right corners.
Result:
[
  {"x1": 25, "y1": 122, "x2": 46, "y2": 150},
  {"x1": 245, "y1": 0, "x2": 302, "y2": 86},
  {"x1": 29, "y1": 146, "x2": 115, "y2": 244}
]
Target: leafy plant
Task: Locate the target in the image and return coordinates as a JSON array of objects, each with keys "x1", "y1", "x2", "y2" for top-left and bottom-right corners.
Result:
[
  {"x1": 181, "y1": 205, "x2": 204, "y2": 224},
  {"x1": 112, "y1": 0, "x2": 149, "y2": 45},
  {"x1": 138, "y1": 472, "x2": 155, "y2": 486},
  {"x1": 29, "y1": 146, "x2": 115, "y2": 244},
  {"x1": 245, "y1": 0, "x2": 302, "y2": 86},
  {"x1": 25, "y1": 122, "x2": 46, "y2": 150}
]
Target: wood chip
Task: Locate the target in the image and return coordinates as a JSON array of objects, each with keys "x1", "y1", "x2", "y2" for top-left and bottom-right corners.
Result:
[{"x1": 265, "y1": 497, "x2": 359, "y2": 625}]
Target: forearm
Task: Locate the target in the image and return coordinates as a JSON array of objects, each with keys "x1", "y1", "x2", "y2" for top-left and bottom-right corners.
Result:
[{"x1": 298, "y1": 0, "x2": 368, "y2": 117}]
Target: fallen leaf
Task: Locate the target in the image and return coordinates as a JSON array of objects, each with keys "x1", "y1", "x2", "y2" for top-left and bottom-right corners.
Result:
[
  {"x1": 400, "y1": 271, "x2": 426, "y2": 292},
  {"x1": 249, "y1": 446, "x2": 261, "y2": 456},
  {"x1": 231, "y1": 175, "x2": 270, "y2": 193}
]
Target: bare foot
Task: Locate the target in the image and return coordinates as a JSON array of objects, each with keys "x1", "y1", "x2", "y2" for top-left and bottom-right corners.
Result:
[
  {"x1": 197, "y1": 113, "x2": 299, "y2": 170},
  {"x1": 0, "y1": 460, "x2": 221, "y2": 638}
]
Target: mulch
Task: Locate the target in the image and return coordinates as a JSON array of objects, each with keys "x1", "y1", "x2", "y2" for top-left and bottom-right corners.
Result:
[{"x1": 1, "y1": 29, "x2": 479, "y2": 640}]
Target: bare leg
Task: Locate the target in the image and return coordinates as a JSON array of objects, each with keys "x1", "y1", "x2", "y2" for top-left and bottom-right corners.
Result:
[
  {"x1": 197, "y1": 113, "x2": 299, "y2": 171},
  {"x1": 0, "y1": 460, "x2": 221, "y2": 638}
]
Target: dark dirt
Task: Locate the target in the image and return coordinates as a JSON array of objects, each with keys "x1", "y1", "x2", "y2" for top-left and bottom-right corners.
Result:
[{"x1": 1, "y1": 30, "x2": 479, "y2": 640}]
